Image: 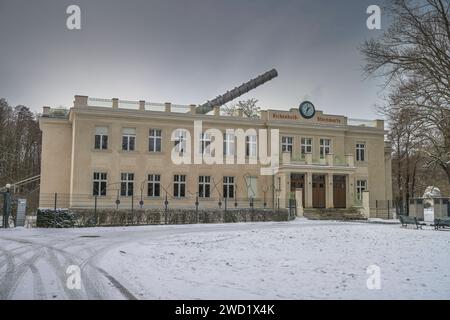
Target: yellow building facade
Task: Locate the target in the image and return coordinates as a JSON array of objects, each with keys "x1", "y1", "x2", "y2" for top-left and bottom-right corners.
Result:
[{"x1": 39, "y1": 95, "x2": 392, "y2": 216}]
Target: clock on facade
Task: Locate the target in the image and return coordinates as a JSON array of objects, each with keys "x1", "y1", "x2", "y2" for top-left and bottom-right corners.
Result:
[{"x1": 299, "y1": 101, "x2": 316, "y2": 119}]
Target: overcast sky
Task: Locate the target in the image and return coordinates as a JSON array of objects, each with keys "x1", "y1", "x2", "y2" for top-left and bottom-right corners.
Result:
[{"x1": 0, "y1": 0, "x2": 388, "y2": 119}]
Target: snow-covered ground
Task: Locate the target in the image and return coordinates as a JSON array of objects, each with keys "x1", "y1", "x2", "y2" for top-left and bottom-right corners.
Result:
[{"x1": 0, "y1": 219, "x2": 449, "y2": 299}]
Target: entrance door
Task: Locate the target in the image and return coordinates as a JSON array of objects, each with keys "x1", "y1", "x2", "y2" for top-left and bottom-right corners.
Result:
[
  {"x1": 333, "y1": 175, "x2": 346, "y2": 208},
  {"x1": 312, "y1": 175, "x2": 326, "y2": 208},
  {"x1": 290, "y1": 174, "x2": 305, "y2": 207}
]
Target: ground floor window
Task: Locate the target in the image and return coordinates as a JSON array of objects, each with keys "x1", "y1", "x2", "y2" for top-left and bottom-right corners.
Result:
[
  {"x1": 174, "y1": 174, "x2": 186, "y2": 197},
  {"x1": 93, "y1": 172, "x2": 107, "y2": 196},
  {"x1": 223, "y1": 176, "x2": 235, "y2": 198},
  {"x1": 245, "y1": 176, "x2": 258, "y2": 199},
  {"x1": 198, "y1": 175, "x2": 211, "y2": 198},
  {"x1": 356, "y1": 180, "x2": 367, "y2": 201},
  {"x1": 120, "y1": 173, "x2": 134, "y2": 197},
  {"x1": 148, "y1": 174, "x2": 161, "y2": 197}
]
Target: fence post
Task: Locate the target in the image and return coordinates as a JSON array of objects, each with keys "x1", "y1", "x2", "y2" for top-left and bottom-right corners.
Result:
[
  {"x1": 53, "y1": 192, "x2": 57, "y2": 228},
  {"x1": 131, "y1": 194, "x2": 134, "y2": 225},
  {"x1": 164, "y1": 193, "x2": 168, "y2": 224},
  {"x1": 94, "y1": 196, "x2": 98, "y2": 225},
  {"x1": 288, "y1": 199, "x2": 292, "y2": 220},
  {"x1": 375, "y1": 200, "x2": 378, "y2": 218},
  {"x1": 195, "y1": 195, "x2": 199, "y2": 223},
  {"x1": 387, "y1": 200, "x2": 390, "y2": 220},
  {"x1": 263, "y1": 192, "x2": 267, "y2": 208}
]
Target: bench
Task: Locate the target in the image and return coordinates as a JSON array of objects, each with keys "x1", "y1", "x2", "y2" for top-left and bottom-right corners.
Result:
[
  {"x1": 433, "y1": 218, "x2": 450, "y2": 230},
  {"x1": 399, "y1": 215, "x2": 426, "y2": 229}
]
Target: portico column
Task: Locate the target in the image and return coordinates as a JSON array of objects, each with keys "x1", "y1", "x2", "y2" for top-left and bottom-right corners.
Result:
[
  {"x1": 348, "y1": 173, "x2": 355, "y2": 207},
  {"x1": 305, "y1": 172, "x2": 313, "y2": 208},
  {"x1": 326, "y1": 172, "x2": 334, "y2": 208}
]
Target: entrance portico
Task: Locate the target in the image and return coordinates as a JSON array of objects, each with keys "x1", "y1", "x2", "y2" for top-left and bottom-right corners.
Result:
[{"x1": 279, "y1": 152, "x2": 357, "y2": 209}]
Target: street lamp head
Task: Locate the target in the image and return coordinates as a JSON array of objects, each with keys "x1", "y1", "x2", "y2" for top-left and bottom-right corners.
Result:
[{"x1": 5, "y1": 183, "x2": 11, "y2": 190}]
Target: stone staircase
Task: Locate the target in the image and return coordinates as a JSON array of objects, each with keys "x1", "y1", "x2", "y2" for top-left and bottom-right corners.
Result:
[{"x1": 303, "y1": 207, "x2": 366, "y2": 221}]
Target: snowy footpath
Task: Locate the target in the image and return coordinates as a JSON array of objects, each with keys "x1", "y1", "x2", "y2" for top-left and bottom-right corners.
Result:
[{"x1": 0, "y1": 219, "x2": 449, "y2": 299}]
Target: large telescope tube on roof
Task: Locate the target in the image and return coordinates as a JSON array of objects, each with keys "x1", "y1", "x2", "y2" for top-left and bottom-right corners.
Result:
[{"x1": 196, "y1": 68, "x2": 278, "y2": 114}]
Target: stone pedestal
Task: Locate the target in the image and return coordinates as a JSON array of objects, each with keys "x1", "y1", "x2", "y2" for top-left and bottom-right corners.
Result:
[{"x1": 295, "y1": 189, "x2": 304, "y2": 217}]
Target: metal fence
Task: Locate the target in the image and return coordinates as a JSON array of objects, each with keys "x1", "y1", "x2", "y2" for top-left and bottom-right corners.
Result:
[
  {"x1": 39, "y1": 192, "x2": 296, "y2": 215},
  {"x1": 370, "y1": 199, "x2": 403, "y2": 219},
  {"x1": 39, "y1": 192, "x2": 282, "y2": 210},
  {"x1": 35, "y1": 192, "x2": 295, "y2": 227}
]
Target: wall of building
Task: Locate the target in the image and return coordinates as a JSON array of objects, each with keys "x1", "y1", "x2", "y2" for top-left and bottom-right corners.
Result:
[
  {"x1": 39, "y1": 97, "x2": 392, "y2": 214},
  {"x1": 39, "y1": 118, "x2": 72, "y2": 208}
]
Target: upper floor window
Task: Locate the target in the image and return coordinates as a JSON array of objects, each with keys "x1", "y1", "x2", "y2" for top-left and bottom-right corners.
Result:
[
  {"x1": 120, "y1": 172, "x2": 134, "y2": 197},
  {"x1": 223, "y1": 176, "x2": 235, "y2": 199},
  {"x1": 94, "y1": 127, "x2": 108, "y2": 150},
  {"x1": 319, "y1": 138, "x2": 331, "y2": 159},
  {"x1": 148, "y1": 174, "x2": 161, "y2": 197},
  {"x1": 356, "y1": 142, "x2": 366, "y2": 162},
  {"x1": 246, "y1": 135, "x2": 257, "y2": 157},
  {"x1": 149, "y1": 129, "x2": 162, "y2": 152},
  {"x1": 174, "y1": 129, "x2": 187, "y2": 155},
  {"x1": 301, "y1": 138, "x2": 312, "y2": 155},
  {"x1": 356, "y1": 180, "x2": 367, "y2": 201},
  {"x1": 223, "y1": 133, "x2": 235, "y2": 156},
  {"x1": 199, "y1": 133, "x2": 211, "y2": 155},
  {"x1": 93, "y1": 172, "x2": 107, "y2": 196},
  {"x1": 198, "y1": 175, "x2": 211, "y2": 198},
  {"x1": 122, "y1": 128, "x2": 136, "y2": 151},
  {"x1": 281, "y1": 137, "x2": 293, "y2": 154}
]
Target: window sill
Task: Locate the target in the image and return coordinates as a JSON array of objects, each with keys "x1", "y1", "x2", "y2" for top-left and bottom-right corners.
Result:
[
  {"x1": 91, "y1": 149, "x2": 112, "y2": 153},
  {"x1": 146, "y1": 151, "x2": 166, "y2": 155},
  {"x1": 118, "y1": 150, "x2": 139, "y2": 154}
]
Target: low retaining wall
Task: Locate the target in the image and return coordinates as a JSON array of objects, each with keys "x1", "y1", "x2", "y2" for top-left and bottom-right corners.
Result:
[{"x1": 36, "y1": 208, "x2": 292, "y2": 228}]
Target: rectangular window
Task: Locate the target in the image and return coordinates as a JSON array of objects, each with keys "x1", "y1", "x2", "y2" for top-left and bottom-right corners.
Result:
[
  {"x1": 94, "y1": 127, "x2": 108, "y2": 150},
  {"x1": 120, "y1": 173, "x2": 134, "y2": 197},
  {"x1": 122, "y1": 128, "x2": 136, "y2": 151},
  {"x1": 174, "y1": 130, "x2": 187, "y2": 155},
  {"x1": 223, "y1": 132, "x2": 235, "y2": 156},
  {"x1": 245, "y1": 176, "x2": 258, "y2": 198},
  {"x1": 174, "y1": 174, "x2": 186, "y2": 198},
  {"x1": 199, "y1": 133, "x2": 211, "y2": 155},
  {"x1": 319, "y1": 138, "x2": 331, "y2": 159},
  {"x1": 356, "y1": 142, "x2": 366, "y2": 162},
  {"x1": 281, "y1": 137, "x2": 293, "y2": 154},
  {"x1": 223, "y1": 176, "x2": 235, "y2": 199},
  {"x1": 301, "y1": 138, "x2": 312, "y2": 156},
  {"x1": 149, "y1": 129, "x2": 162, "y2": 152},
  {"x1": 246, "y1": 135, "x2": 257, "y2": 157},
  {"x1": 356, "y1": 180, "x2": 367, "y2": 201},
  {"x1": 93, "y1": 172, "x2": 107, "y2": 196},
  {"x1": 198, "y1": 176, "x2": 211, "y2": 198},
  {"x1": 147, "y1": 174, "x2": 161, "y2": 197}
]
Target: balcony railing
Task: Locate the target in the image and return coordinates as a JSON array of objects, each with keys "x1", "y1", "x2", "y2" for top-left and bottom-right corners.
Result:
[{"x1": 281, "y1": 152, "x2": 355, "y2": 167}]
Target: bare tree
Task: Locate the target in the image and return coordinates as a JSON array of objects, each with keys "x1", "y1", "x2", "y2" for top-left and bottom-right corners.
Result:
[
  {"x1": 361, "y1": 0, "x2": 450, "y2": 184},
  {"x1": 222, "y1": 98, "x2": 260, "y2": 118},
  {"x1": 0, "y1": 99, "x2": 41, "y2": 190}
]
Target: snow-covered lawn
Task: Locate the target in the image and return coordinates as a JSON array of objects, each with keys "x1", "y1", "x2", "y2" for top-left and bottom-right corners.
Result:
[
  {"x1": 101, "y1": 219, "x2": 450, "y2": 299},
  {"x1": 1, "y1": 219, "x2": 449, "y2": 299}
]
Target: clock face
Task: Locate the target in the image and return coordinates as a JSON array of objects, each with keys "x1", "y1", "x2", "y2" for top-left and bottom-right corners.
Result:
[{"x1": 299, "y1": 101, "x2": 315, "y2": 119}]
